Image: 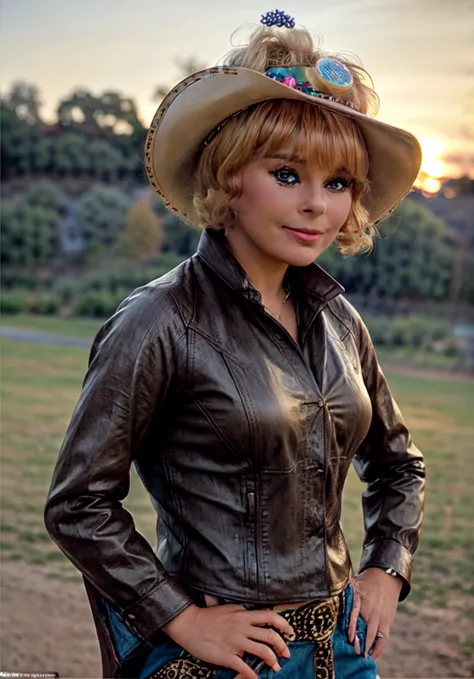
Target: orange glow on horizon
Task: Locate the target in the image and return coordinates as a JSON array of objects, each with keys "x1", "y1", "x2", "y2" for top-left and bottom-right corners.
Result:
[{"x1": 415, "y1": 138, "x2": 448, "y2": 194}]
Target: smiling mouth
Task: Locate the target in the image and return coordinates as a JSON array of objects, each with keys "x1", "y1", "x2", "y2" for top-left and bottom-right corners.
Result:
[{"x1": 282, "y1": 226, "x2": 324, "y2": 242}]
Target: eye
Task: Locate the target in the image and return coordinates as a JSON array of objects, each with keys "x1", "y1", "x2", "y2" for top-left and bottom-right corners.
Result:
[
  {"x1": 325, "y1": 176, "x2": 353, "y2": 192},
  {"x1": 269, "y1": 166, "x2": 301, "y2": 186}
]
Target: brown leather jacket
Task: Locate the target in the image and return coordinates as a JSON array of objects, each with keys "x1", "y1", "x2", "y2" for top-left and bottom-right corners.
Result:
[{"x1": 45, "y1": 228, "x2": 425, "y2": 676}]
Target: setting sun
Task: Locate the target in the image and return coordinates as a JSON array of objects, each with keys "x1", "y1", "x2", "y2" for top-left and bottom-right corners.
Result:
[{"x1": 415, "y1": 138, "x2": 447, "y2": 193}]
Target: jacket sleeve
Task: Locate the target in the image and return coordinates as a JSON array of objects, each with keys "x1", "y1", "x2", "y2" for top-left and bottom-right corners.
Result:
[
  {"x1": 44, "y1": 286, "x2": 194, "y2": 642},
  {"x1": 351, "y1": 310, "x2": 426, "y2": 601}
]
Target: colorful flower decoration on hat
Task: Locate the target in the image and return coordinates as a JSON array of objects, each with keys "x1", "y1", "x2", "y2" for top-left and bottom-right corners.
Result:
[
  {"x1": 265, "y1": 59, "x2": 357, "y2": 110},
  {"x1": 260, "y1": 9, "x2": 296, "y2": 28}
]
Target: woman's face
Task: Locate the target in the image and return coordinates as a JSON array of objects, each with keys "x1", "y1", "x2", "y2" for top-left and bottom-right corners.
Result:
[{"x1": 229, "y1": 150, "x2": 353, "y2": 267}]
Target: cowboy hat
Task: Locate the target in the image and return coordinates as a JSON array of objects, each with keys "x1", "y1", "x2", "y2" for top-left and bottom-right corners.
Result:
[{"x1": 144, "y1": 65, "x2": 422, "y2": 226}]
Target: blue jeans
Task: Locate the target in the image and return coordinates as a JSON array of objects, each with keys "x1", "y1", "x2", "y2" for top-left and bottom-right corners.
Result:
[
  {"x1": 109, "y1": 584, "x2": 377, "y2": 679},
  {"x1": 111, "y1": 583, "x2": 378, "y2": 678}
]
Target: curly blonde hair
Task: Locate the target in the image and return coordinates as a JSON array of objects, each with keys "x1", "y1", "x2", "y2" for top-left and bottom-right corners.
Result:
[{"x1": 193, "y1": 25, "x2": 380, "y2": 255}]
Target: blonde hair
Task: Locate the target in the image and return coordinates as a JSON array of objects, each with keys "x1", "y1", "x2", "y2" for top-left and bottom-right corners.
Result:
[{"x1": 193, "y1": 25, "x2": 380, "y2": 255}]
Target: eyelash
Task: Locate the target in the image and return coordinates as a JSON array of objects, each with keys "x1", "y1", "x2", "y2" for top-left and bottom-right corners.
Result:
[{"x1": 269, "y1": 166, "x2": 353, "y2": 192}]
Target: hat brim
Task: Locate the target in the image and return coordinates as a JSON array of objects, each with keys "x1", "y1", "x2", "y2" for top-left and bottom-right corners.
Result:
[{"x1": 145, "y1": 67, "x2": 422, "y2": 225}]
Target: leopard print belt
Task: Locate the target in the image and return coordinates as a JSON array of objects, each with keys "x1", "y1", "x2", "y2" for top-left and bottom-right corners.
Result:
[{"x1": 145, "y1": 595, "x2": 340, "y2": 679}]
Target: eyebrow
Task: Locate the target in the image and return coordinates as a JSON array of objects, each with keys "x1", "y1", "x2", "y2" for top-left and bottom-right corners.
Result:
[{"x1": 266, "y1": 153, "x2": 351, "y2": 174}]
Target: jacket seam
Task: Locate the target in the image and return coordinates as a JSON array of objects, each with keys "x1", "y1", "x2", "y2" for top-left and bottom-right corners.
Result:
[
  {"x1": 219, "y1": 352, "x2": 257, "y2": 453},
  {"x1": 325, "y1": 300, "x2": 355, "y2": 339},
  {"x1": 189, "y1": 324, "x2": 263, "y2": 380},
  {"x1": 120, "y1": 578, "x2": 170, "y2": 616},
  {"x1": 167, "y1": 288, "x2": 191, "y2": 330},
  {"x1": 364, "y1": 536, "x2": 413, "y2": 553},
  {"x1": 194, "y1": 397, "x2": 244, "y2": 458}
]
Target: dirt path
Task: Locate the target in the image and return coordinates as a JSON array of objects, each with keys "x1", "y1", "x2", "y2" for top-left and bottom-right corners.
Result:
[
  {"x1": 0, "y1": 327, "x2": 92, "y2": 349},
  {"x1": 1, "y1": 559, "x2": 473, "y2": 679},
  {"x1": 1, "y1": 559, "x2": 101, "y2": 679}
]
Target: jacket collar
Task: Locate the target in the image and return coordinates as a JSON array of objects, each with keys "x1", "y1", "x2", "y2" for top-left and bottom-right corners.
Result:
[{"x1": 196, "y1": 228, "x2": 344, "y2": 307}]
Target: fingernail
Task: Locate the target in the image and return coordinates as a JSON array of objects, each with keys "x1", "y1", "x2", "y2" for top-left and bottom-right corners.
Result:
[
  {"x1": 273, "y1": 662, "x2": 281, "y2": 672},
  {"x1": 283, "y1": 648, "x2": 291, "y2": 658},
  {"x1": 354, "y1": 634, "x2": 361, "y2": 655}
]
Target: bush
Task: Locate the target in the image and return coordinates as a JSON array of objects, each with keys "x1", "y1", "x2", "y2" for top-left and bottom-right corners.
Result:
[
  {"x1": 30, "y1": 292, "x2": 62, "y2": 315},
  {"x1": 53, "y1": 278, "x2": 77, "y2": 304},
  {"x1": 0, "y1": 269, "x2": 39, "y2": 290},
  {"x1": 24, "y1": 181, "x2": 65, "y2": 212},
  {"x1": 0, "y1": 289, "x2": 28, "y2": 313},
  {"x1": 76, "y1": 187, "x2": 131, "y2": 249},
  {"x1": 363, "y1": 313, "x2": 452, "y2": 351},
  {"x1": 74, "y1": 290, "x2": 125, "y2": 318},
  {"x1": 1, "y1": 200, "x2": 61, "y2": 265}
]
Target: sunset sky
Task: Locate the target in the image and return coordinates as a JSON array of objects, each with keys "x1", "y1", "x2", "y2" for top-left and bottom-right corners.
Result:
[{"x1": 2, "y1": 0, "x2": 473, "y2": 183}]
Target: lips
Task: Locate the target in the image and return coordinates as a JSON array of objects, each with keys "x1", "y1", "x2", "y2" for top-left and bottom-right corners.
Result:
[{"x1": 283, "y1": 226, "x2": 324, "y2": 243}]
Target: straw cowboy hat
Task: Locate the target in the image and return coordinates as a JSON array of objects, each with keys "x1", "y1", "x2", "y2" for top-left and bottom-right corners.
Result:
[{"x1": 144, "y1": 32, "x2": 421, "y2": 227}]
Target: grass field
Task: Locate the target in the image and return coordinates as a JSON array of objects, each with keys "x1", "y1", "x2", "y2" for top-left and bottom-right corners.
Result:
[{"x1": 1, "y1": 327, "x2": 473, "y2": 658}]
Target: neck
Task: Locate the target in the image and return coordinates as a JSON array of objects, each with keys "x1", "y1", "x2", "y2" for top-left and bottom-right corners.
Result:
[{"x1": 224, "y1": 228, "x2": 289, "y2": 301}]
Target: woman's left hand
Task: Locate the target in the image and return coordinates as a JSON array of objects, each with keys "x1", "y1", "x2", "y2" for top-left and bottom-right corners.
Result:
[{"x1": 348, "y1": 567, "x2": 403, "y2": 660}]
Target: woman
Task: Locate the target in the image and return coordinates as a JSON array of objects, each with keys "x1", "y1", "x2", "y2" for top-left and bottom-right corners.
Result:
[{"x1": 45, "y1": 10, "x2": 425, "y2": 679}]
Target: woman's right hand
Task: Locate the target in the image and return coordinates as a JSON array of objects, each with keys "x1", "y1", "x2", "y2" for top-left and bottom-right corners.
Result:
[{"x1": 163, "y1": 603, "x2": 294, "y2": 679}]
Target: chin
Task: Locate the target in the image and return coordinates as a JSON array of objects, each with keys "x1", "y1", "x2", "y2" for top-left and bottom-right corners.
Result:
[{"x1": 277, "y1": 245, "x2": 326, "y2": 268}]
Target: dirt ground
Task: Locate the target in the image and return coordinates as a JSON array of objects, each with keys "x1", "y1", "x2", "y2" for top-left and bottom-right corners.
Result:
[{"x1": 1, "y1": 559, "x2": 473, "y2": 679}]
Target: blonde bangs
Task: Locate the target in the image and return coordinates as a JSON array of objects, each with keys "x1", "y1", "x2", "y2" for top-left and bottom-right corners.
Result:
[{"x1": 251, "y1": 100, "x2": 369, "y2": 182}]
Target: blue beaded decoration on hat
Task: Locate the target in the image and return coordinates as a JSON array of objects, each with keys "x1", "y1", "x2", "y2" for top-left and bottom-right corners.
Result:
[{"x1": 260, "y1": 9, "x2": 295, "y2": 28}]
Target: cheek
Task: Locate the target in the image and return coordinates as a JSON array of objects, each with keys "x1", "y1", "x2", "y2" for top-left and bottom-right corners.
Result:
[
  {"x1": 332, "y1": 195, "x2": 352, "y2": 229},
  {"x1": 236, "y1": 175, "x2": 283, "y2": 219}
]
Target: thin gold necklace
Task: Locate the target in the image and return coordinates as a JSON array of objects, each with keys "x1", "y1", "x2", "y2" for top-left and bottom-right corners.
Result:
[{"x1": 264, "y1": 288, "x2": 291, "y2": 321}]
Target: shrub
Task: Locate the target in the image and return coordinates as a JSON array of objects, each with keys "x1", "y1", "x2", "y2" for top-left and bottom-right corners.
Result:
[
  {"x1": 30, "y1": 292, "x2": 62, "y2": 315},
  {"x1": 53, "y1": 278, "x2": 77, "y2": 304},
  {"x1": 76, "y1": 187, "x2": 131, "y2": 249},
  {"x1": 363, "y1": 313, "x2": 452, "y2": 351},
  {"x1": 0, "y1": 270, "x2": 39, "y2": 290},
  {"x1": 0, "y1": 289, "x2": 28, "y2": 313},
  {"x1": 74, "y1": 290, "x2": 125, "y2": 318}
]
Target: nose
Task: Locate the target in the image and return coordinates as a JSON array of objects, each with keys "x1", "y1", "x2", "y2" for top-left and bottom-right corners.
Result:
[{"x1": 301, "y1": 184, "x2": 326, "y2": 217}]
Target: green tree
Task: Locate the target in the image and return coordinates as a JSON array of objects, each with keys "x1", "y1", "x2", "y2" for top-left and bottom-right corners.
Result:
[
  {"x1": 57, "y1": 89, "x2": 144, "y2": 134},
  {"x1": 1, "y1": 201, "x2": 60, "y2": 265},
  {"x1": 76, "y1": 187, "x2": 131, "y2": 250},
  {"x1": 319, "y1": 199, "x2": 455, "y2": 301},
  {"x1": 118, "y1": 194, "x2": 164, "y2": 260},
  {"x1": 57, "y1": 90, "x2": 100, "y2": 130},
  {"x1": 32, "y1": 136, "x2": 55, "y2": 174},
  {"x1": 6, "y1": 81, "x2": 43, "y2": 124},
  {"x1": 87, "y1": 139, "x2": 123, "y2": 180},
  {"x1": 24, "y1": 181, "x2": 65, "y2": 212},
  {"x1": 55, "y1": 133, "x2": 90, "y2": 176},
  {"x1": 98, "y1": 91, "x2": 144, "y2": 134},
  {"x1": 0, "y1": 102, "x2": 41, "y2": 177}
]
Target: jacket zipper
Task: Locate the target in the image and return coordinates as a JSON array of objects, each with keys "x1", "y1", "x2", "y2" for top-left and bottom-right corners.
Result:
[
  {"x1": 245, "y1": 488, "x2": 257, "y2": 590},
  {"x1": 246, "y1": 491, "x2": 255, "y2": 521}
]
